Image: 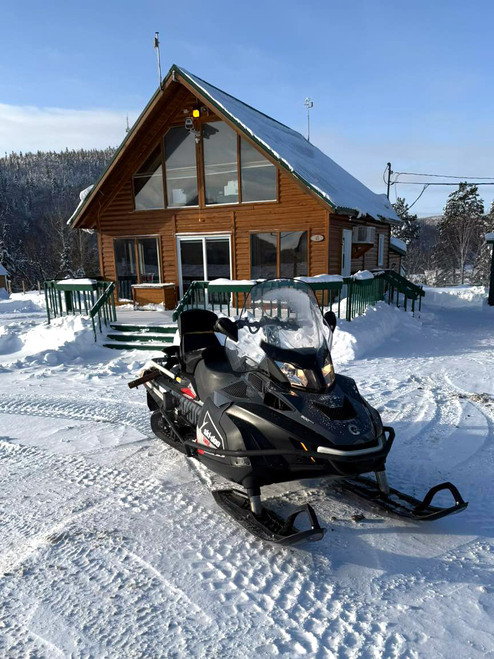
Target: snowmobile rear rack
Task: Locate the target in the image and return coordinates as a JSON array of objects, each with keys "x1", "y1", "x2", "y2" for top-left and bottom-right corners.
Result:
[
  {"x1": 339, "y1": 476, "x2": 468, "y2": 521},
  {"x1": 212, "y1": 489, "x2": 325, "y2": 545}
]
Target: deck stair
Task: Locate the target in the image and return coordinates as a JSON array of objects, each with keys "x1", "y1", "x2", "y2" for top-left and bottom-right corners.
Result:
[{"x1": 103, "y1": 322, "x2": 177, "y2": 351}]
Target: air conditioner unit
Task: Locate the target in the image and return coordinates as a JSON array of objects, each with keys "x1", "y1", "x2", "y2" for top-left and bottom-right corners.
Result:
[{"x1": 352, "y1": 226, "x2": 376, "y2": 244}]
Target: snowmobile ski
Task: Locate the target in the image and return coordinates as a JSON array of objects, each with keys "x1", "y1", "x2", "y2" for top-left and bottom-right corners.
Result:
[
  {"x1": 212, "y1": 489, "x2": 325, "y2": 545},
  {"x1": 338, "y1": 476, "x2": 468, "y2": 521}
]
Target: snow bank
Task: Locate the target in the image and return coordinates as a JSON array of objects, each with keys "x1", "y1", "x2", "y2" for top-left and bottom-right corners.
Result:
[
  {"x1": 0, "y1": 291, "x2": 45, "y2": 314},
  {"x1": 332, "y1": 302, "x2": 419, "y2": 364},
  {"x1": 424, "y1": 285, "x2": 487, "y2": 309}
]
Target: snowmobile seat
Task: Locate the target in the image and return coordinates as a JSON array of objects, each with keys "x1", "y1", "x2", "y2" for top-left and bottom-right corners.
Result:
[
  {"x1": 178, "y1": 309, "x2": 221, "y2": 374},
  {"x1": 193, "y1": 344, "x2": 238, "y2": 402}
]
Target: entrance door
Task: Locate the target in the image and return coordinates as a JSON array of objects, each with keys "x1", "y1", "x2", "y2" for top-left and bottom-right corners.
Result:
[
  {"x1": 177, "y1": 235, "x2": 232, "y2": 297},
  {"x1": 341, "y1": 229, "x2": 352, "y2": 276}
]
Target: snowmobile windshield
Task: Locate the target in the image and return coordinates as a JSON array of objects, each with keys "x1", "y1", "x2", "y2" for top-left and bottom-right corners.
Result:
[{"x1": 225, "y1": 279, "x2": 333, "y2": 386}]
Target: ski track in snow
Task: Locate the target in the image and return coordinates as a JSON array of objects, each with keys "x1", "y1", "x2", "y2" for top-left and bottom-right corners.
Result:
[{"x1": 0, "y1": 292, "x2": 493, "y2": 657}]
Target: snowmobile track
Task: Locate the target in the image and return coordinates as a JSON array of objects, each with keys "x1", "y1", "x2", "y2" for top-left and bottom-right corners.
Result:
[{"x1": 0, "y1": 394, "x2": 151, "y2": 435}]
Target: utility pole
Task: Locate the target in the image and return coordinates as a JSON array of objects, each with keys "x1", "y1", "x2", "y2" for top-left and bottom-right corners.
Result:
[
  {"x1": 385, "y1": 162, "x2": 392, "y2": 200},
  {"x1": 154, "y1": 32, "x2": 162, "y2": 86},
  {"x1": 304, "y1": 97, "x2": 314, "y2": 142}
]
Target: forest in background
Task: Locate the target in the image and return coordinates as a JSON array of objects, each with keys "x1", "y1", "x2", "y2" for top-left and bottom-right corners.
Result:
[
  {"x1": 0, "y1": 148, "x2": 115, "y2": 290},
  {"x1": 0, "y1": 148, "x2": 492, "y2": 292}
]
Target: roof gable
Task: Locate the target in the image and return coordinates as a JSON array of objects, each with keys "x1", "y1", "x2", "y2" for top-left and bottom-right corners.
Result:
[
  {"x1": 178, "y1": 66, "x2": 399, "y2": 223},
  {"x1": 70, "y1": 64, "x2": 400, "y2": 227}
]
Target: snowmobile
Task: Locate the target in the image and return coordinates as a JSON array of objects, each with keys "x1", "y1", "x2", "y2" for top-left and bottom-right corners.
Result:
[{"x1": 129, "y1": 279, "x2": 467, "y2": 545}]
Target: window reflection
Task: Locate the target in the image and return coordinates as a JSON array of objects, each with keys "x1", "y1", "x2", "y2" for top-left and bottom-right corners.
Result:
[
  {"x1": 133, "y1": 147, "x2": 164, "y2": 210},
  {"x1": 164, "y1": 127, "x2": 198, "y2": 207},
  {"x1": 251, "y1": 233, "x2": 277, "y2": 279},
  {"x1": 280, "y1": 231, "x2": 307, "y2": 277},
  {"x1": 241, "y1": 139, "x2": 276, "y2": 202},
  {"x1": 203, "y1": 122, "x2": 238, "y2": 205},
  {"x1": 250, "y1": 231, "x2": 307, "y2": 279}
]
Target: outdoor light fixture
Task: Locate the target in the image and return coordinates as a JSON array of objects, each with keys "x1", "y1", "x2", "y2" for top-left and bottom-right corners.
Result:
[
  {"x1": 184, "y1": 116, "x2": 201, "y2": 144},
  {"x1": 192, "y1": 108, "x2": 200, "y2": 118}
]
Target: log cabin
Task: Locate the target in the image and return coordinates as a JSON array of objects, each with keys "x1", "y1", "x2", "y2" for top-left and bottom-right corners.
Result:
[{"x1": 69, "y1": 64, "x2": 400, "y2": 308}]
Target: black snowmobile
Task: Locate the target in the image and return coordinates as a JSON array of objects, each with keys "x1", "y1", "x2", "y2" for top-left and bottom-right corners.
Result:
[{"x1": 129, "y1": 279, "x2": 467, "y2": 545}]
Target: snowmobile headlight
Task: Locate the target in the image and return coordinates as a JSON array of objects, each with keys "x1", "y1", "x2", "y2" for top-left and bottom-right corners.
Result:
[
  {"x1": 276, "y1": 361, "x2": 313, "y2": 389},
  {"x1": 276, "y1": 361, "x2": 308, "y2": 388},
  {"x1": 322, "y1": 356, "x2": 335, "y2": 387}
]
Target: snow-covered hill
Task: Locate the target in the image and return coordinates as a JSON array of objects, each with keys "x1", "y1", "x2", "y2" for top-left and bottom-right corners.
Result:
[{"x1": 0, "y1": 290, "x2": 493, "y2": 657}]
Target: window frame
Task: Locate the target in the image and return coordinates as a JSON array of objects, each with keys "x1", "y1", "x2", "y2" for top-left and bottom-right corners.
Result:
[
  {"x1": 378, "y1": 233, "x2": 385, "y2": 267},
  {"x1": 249, "y1": 230, "x2": 309, "y2": 279},
  {"x1": 113, "y1": 235, "x2": 162, "y2": 299}
]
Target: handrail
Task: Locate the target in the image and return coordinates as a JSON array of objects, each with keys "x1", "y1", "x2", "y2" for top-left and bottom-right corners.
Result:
[
  {"x1": 43, "y1": 279, "x2": 117, "y2": 341},
  {"x1": 89, "y1": 281, "x2": 117, "y2": 340},
  {"x1": 173, "y1": 270, "x2": 423, "y2": 322}
]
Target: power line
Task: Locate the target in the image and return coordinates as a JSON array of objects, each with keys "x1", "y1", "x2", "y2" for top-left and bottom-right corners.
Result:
[
  {"x1": 392, "y1": 181, "x2": 494, "y2": 186},
  {"x1": 394, "y1": 171, "x2": 494, "y2": 181}
]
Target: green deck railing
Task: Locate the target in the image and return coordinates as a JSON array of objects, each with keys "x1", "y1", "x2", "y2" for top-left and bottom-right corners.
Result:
[
  {"x1": 172, "y1": 271, "x2": 424, "y2": 322},
  {"x1": 44, "y1": 279, "x2": 117, "y2": 340}
]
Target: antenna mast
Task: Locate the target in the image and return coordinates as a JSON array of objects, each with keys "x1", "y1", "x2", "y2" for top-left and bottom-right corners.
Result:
[
  {"x1": 154, "y1": 32, "x2": 162, "y2": 86},
  {"x1": 304, "y1": 97, "x2": 314, "y2": 142}
]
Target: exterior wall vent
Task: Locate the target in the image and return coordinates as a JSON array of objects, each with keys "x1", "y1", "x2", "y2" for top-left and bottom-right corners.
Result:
[{"x1": 352, "y1": 226, "x2": 376, "y2": 244}]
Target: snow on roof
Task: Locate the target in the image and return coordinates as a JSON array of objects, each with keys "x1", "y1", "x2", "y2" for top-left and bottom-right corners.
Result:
[
  {"x1": 67, "y1": 185, "x2": 94, "y2": 225},
  {"x1": 179, "y1": 67, "x2": 400, "y2": 223},
  {"x1": 390, "y1": 237, "x2": 407, "y2": 254},
  {"x1": 0, "y1": 264, "x2": 8, "y2": 276}
]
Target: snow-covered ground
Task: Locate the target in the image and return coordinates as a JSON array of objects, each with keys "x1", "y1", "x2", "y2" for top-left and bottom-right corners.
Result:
[{"x1": 1, "y1": 288, "x2": 493, "y2": 657}]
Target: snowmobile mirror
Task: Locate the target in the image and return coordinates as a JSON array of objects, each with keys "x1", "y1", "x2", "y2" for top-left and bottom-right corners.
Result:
[
  {"x1": 215, "y1": 317, "x2": 239, "y2": 342},
  {"x1": 323, "y1": 311, "x2": 337, "y2": 333}
]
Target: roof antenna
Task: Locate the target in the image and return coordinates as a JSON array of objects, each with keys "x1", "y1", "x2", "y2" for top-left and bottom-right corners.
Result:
[
  {"x1": 154, "y1": 32, "x2": 162, "y2": 86},
  {"x1": 125, "y1": 115, "x2": 130, "y2": 133},
  {"x1": 304, "y1": 97, "x2": 314, "y2": 142}
]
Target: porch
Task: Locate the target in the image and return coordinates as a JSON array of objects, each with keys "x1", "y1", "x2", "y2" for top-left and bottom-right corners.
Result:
[{"x1": 44, "y1": 270, "x2": 424, "y2": 350}]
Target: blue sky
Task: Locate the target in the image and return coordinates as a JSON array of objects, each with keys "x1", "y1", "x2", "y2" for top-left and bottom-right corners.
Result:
[{"x1": 1, "y1": 0, "x2": 493, "y2": 215}]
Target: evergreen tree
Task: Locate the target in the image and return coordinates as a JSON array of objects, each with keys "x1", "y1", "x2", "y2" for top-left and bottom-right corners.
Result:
[
  {"x1": 391, "y1": 197, "x2": 421, "y2": 275},
  {"x1": 0, "y1": 147, "x2": 114, "y2": 290},
  {"x1": 436, "y1": 183, "x2": 485, "y2": 285},
  {"x1": 392, "y1": 197, "x2": 420, "y2": 245}
]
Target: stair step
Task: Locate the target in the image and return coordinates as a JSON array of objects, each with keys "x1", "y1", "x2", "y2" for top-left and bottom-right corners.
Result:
[
  {"x1": 106, "y1": 332, "x2": 174, "y2": 343},
  {"x1": 110, "y1": 323, "x2": 176, "y2": 334},
  {"x1": 103, "y1": 342, "x2": 167, "y2": 351}
]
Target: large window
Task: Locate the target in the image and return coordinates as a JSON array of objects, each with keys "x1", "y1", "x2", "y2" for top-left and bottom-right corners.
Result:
[
  {"x1": 133, "y1": 147, "x2": 164, "y2": 211},
  {"x1": 114, "y1": 237, "x2": 160, "y2": 299},
  {"x1": 203, "y1": 122, "x2": 238, "y2": 205},
  {"x1": 251, "y1": 231, "x2": 307, "y2": 279},
  {"x1": 134, "y1": 121, "x2": 279, "y2": 210},
  {"x1": 164, "y1": 126, "x2": 198, "y2": 207},
  {"x1": 241, "y1": 138, "x2": 276, "y2": 202}
]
